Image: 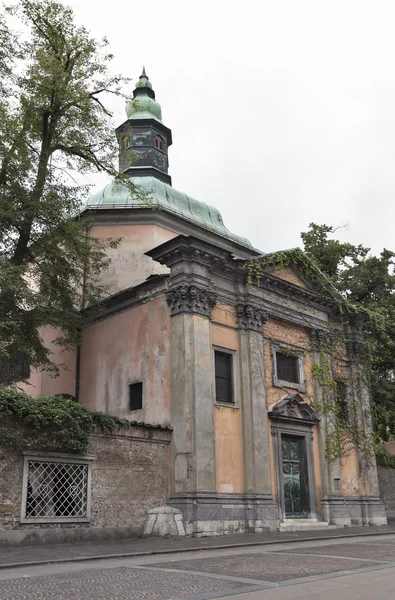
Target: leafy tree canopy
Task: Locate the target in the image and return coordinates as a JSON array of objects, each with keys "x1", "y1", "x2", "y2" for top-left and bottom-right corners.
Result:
[
  {"x1": 301, "y1": 223, "x2": 395, "y2": 440},
  {"x1": 0, "y1": 0, "x2": 143, "y2": 381}
]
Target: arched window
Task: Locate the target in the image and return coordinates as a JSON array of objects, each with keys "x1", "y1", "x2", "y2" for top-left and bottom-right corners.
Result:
[
  {"x1": 154, "y1": 135, "x2": 164, "y2": 151},
  {"x1": 121, "y1": 136, "x2": 128, "y2": 150}
]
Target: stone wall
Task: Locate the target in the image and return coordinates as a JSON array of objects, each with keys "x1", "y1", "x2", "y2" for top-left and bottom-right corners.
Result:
[
  {"x1": 378, "y1": 465, "x2": 395, "y2": 511},
  {"x1": 0, "y1": 425, "x2": 171, "y2": 532}
]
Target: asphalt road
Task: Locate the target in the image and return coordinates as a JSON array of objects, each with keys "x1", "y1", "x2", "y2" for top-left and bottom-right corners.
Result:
[{"x1": 1, "y1": 533, "x2": 395, "y2": 599}]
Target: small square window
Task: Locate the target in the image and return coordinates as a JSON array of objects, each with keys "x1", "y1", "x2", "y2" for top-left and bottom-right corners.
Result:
[
  {"x1": 276, "y1": 352, "x2": 299, "y2": 384},
  {"x1": 215, "y1": 351, "x2": 233, "y2": 404},
  {"x1": 129, "y1": 382, "x2": 143, "y2": 411}
]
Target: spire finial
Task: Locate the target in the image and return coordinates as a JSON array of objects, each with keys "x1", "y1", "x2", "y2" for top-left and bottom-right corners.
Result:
[{"x1": 142, "y1": 65, "x2": 147, "y2": 77}]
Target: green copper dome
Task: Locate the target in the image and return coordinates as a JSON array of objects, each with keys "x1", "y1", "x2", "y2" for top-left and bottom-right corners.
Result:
[
  {"x1": 125, "y1": 68, "x2": 162, "y2": 122},
  {"x1": 82, "y1": 177, "x2": 252, "y2": 249}
]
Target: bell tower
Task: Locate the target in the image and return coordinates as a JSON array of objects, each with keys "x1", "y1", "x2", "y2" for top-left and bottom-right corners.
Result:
[{"x1": 116, "y1": 68, "x2": 173, "y2": 185}]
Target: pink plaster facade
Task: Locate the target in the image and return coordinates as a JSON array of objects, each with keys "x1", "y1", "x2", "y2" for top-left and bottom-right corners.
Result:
[
  {"x1": 79, "y1": 296, "x2": 171, "y2": 426},
  {"x1": 18, "y1": 326, "x2": 76, "y2": 398},
  {"x1": 91, "y1": 224, "x2": 176, "y2": 294}
]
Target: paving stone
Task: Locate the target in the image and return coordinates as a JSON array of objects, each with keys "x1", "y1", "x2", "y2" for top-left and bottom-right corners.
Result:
[
  {"x1": 152, "y1": 551, "x2": 378, "y2": 582},
  {"x1": 280, "y1": 542, "x2": 395, "y2": 562},
  {"x1": 0, "y1": 566, "x2": 248, "y2": 600}
]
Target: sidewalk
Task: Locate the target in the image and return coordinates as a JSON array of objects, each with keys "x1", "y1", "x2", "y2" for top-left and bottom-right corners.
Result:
[{"x1": 1, "y1": 522, "x2": 395, "y2": 569}]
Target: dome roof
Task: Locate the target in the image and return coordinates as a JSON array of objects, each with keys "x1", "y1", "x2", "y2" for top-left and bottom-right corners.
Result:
[
  {"x1": 125, "y1": 68, "x2": 162, "y2": 122},
  {"x1": 82, "y1": 176, "x2": 252, "y2": 249}
]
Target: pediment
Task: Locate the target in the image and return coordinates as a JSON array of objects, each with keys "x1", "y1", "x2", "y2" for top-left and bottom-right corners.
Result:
[{"x1": 269, "y1": 394, "x2": 319, "y2": 423}]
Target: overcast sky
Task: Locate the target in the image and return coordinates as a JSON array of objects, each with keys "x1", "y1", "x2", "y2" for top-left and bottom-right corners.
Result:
[{"x1": 67, "y1": 0, "x2": 395, "y2": 255}]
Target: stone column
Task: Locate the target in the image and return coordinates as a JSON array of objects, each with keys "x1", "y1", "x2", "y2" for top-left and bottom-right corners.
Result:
[
  {"x1": 237, "y1": 304, "x2": 277, "y2": 530},
  {"x1": 167, "y1": 285, "x2": 217, "y2": 499}
]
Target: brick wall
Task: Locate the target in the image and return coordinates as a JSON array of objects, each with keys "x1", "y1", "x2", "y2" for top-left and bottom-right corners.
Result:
[{"x1": 0, "y1": 425, "x2": 171, "y2": 531}]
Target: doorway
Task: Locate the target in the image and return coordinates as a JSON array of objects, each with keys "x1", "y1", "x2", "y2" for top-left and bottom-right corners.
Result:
[{"x1": 281, "y1": 435, "x2": 310, "y2": 518}]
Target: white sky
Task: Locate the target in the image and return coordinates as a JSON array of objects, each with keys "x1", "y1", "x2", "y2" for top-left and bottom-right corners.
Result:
[{"x1": 67, "y1": 0, "x2": 395, "y2": 255}]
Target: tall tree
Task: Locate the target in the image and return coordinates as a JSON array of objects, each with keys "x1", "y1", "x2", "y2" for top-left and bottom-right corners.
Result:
[
  {"x1": 0, "y1": 0, "x2": 142, "y2": 381},
  {"x1": 301, "y1": 223, "x2": 395, "y2": 440}
]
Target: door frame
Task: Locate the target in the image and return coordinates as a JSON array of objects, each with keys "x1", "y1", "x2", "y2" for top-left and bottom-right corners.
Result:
[{"x1": 271, "y1": 421, "x2": 318, "y2": 521}]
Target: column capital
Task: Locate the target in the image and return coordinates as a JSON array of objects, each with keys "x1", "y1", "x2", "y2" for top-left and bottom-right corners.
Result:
[
  {"x1": 166, "y1": 285, "x2": 217, "y2": 317},
  {"x1": 237, "y1": 304, "x2": 268, "y2": 332},
  {"x1": 310, "y1": 328, "x2": 334, "y2": 350}
]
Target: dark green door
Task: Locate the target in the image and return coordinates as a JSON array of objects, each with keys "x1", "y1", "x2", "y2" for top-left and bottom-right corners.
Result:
[{"x1": 282, "y1": 435, "x2": 310, "y2": 518}]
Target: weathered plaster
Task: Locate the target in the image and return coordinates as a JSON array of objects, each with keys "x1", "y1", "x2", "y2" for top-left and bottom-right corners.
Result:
[
  {"x1": 79, "y1": 296, "x2": 171, "y2": 426},
  {"x1": 91, "y1": 224, "x2": 176, "y2": 294},
  {"x1": 19, "y1": 326, "x2": 76, "y2": 398},
  {"x1": 214, "y1": 405, "x2": 244, "y2": 494}
]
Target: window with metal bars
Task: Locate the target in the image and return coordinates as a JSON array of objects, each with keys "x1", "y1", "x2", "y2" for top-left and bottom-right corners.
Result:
[
  {"x1": 0, "y1": 353, "x2": 30, "y2": 385},
  {"x1": 215, "y1": 351, "x2": 233, "y2": 404},
  {"x1": 129, "y1": 382, "x2": 143, "y2": 411},
  {"x1": 335, "y1": 381, "x2": 349, "y2": 425},
  {"x1": 21, "y1": 456, "x2": 91, "y2": 523},
  {"x1": 276, "y1": 352, "x2": 299, "y2": 384}
]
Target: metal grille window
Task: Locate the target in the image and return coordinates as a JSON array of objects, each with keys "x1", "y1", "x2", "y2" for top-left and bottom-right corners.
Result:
[
  {"x1": 21, "y1": 454, "x2": 92, "y2": 523},
  {"x1": 276, "y1": 352, "x2": 299, "y2": 384},
  {"x1": 215, "y1": 351, "x2": 233, "y2": 404}
]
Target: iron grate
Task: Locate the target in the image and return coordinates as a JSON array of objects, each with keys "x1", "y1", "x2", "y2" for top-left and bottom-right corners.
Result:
[{"x1": 24, "y1": 460, "x2": 88, "y2": 519}]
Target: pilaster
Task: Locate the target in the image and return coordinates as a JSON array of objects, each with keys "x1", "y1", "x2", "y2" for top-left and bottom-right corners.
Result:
[
  {"x1": 310, "y1": 328, "x2": 342, "y2": 500},
  {"x1": 237, "y1": 305, "x2": 272, "y2": 496},
  {"x1": 168, "y1": 285, "x2": 217, "y2": 496}
]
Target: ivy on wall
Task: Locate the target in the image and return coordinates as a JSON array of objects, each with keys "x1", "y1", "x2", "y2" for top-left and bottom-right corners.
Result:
[
  {"x1": 245, "y1": 249, "x2": 382, "y2": 465},
  {"x1": 0, "y1": 388, "x2": 170, "y2": 454}
]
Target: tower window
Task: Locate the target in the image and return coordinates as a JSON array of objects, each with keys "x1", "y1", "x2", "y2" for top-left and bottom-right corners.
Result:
[
  {"x1": 129, "y1": 382, "x2": 143, "y2": 411},
  {"x1": 154, "y1": 135, "x2": 164, "y2": 151},
  {"x1": 121, "y1": 136, "x2": 128, "y2": 150}
]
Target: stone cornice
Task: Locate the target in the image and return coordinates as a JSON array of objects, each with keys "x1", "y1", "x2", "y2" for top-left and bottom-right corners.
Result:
[
  {"x1": 166, "y1": 285, "x2": 217, "y2": 317},
  {"x1": 237, "y1": 267, "x2": 336, "y2": 310},
  {"x1": 82, "y1": 275, "x2": 169, "y2": 325}
]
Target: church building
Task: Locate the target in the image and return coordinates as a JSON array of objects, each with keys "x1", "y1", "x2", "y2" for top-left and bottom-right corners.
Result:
[{"x1": 23, "y1": 69, "x2": 386, "y2": 535}]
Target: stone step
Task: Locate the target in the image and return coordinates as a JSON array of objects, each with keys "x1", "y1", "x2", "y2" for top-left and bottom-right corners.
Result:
[{"x1": 279, "y1": 520, "x2": 336, "y2": 532}]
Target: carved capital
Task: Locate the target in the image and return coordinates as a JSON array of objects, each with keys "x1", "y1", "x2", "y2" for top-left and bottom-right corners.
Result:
[
  {"x1": 237, "y1": 304, "x2": 268, "y2": 332},
  {"x1": 270, "y1": 426, "x2": 278, "y2": 437},
  {"x1": 166, "y1": 285, "x2": 217, "y2": 317},
  {"x1": 310, "y1": 328, "x2": 334, "y2": 351}
]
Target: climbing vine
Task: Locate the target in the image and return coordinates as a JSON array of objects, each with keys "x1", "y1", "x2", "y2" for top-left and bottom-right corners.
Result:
[
  {"x1": 0, "y1": 388, "x2": 170, "y2": 454},
  {"x1": 245, "y1": 249, "x2": 379, "y2": 466}
]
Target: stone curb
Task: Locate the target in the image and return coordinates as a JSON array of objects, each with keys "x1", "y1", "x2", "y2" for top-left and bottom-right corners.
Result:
[{"x1": 1, "y1": 528, "x2": 395, "y2": 571}]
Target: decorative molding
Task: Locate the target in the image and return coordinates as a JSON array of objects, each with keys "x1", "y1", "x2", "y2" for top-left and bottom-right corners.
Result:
[
  {"x1": 237, "y1": 304, "x2": 268, "y2": 331},
  {"x1": 166, "y1": 285, "x2": 217, "y2": 317},
  {"x1": 270, "y1": 426, "x2": 278, "y2": 437},
  {"x1": 268, "y1": 394, "x2": 319, "y2": 424}
]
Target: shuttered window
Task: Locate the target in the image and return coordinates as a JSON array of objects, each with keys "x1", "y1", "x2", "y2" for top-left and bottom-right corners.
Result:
[
  {"x1": 276, "y1": 352, "x2": 299, "y2": 384},
  {"x1": 215, "y1": 351, "x2": 233, "y2": 404}
]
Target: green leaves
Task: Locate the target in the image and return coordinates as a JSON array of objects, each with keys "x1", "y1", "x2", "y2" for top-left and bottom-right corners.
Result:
[
  {"x1": 302, "y1": 223, "x2": 395, "y2": 441},
  {"x1": 0, "y1": 1, "x2": 144, "y2": 378},
  {"x1": 0, "y1": 388, "x2": 171, "y2": 453}
]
